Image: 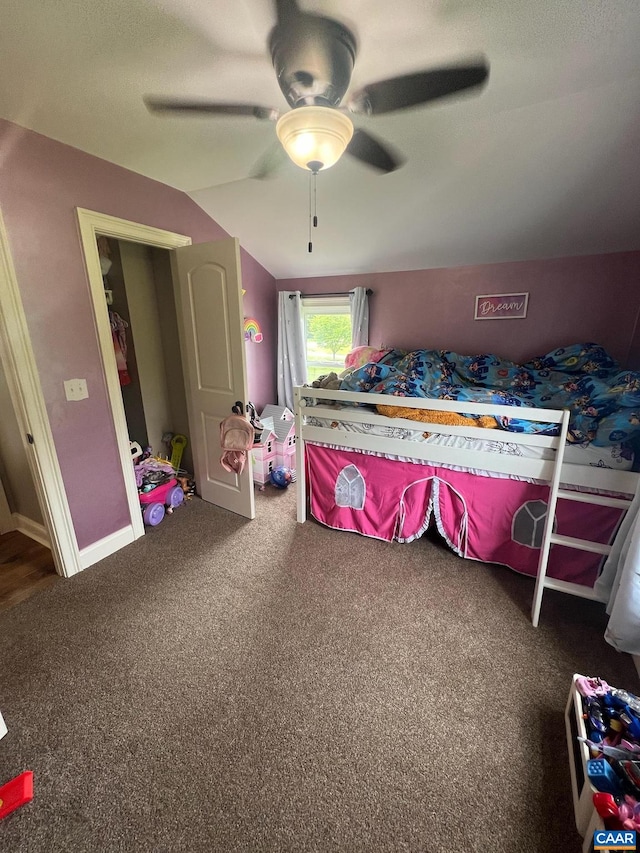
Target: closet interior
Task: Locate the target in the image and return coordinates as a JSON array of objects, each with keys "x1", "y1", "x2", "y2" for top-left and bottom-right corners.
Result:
[{"x1": 97, "y1": 236, "x2": 194, "y2": 486}]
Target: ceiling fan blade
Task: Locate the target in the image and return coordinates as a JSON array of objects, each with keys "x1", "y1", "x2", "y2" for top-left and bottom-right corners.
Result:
[
  {"x1": 144, "y1": 97, "x2": 279, "y2": 121},
  {"x1": 348, "y1": 61, "x2": 489, "y2": 116},
  {"x1": 249, "y1": 142, "x2": 289, "y2": 180},
  {"x1": 345, "y1": 129, "x2": 403, "y2": 173}
]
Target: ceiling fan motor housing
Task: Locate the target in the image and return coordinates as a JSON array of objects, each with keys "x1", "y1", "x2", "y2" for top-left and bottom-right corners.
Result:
[{"x1": 269, "y1": 15, "x2": 357, "y2": 109}]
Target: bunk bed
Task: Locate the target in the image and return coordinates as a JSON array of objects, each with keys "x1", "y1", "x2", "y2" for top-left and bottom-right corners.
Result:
[{"x1": 293, "y1": 344, "x2": 640, "y2": 626}]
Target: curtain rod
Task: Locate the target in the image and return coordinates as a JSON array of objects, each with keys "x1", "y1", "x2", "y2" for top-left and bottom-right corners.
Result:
[{"x1": 289, "y1": 289, "x2": 373, "y2": 299}]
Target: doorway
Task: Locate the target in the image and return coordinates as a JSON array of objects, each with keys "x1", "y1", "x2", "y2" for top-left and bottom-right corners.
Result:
[
  {"x1": 77, "y1": 209, "x2": 193, "y2": 549},
  {"x1": 77, "y1": 208, "x2": 255, "y2": 564},
  {"x1": 0, "y1": 207, "x2": 252, "y2": 583},
  {"x1": 0, "y1": 530, "x2": 57, "y2": 611},
  {"x1": 98, "y1": 237, "x2": 194, "y2": 480},
  {"x1": 0, "y1": 206, "x2": 79, "y2": 580},
  {"x1": 0, "y1": 359, "x2": 57, "y2": 607}
]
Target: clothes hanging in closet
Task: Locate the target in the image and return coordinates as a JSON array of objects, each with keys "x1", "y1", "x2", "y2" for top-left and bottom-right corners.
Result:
[{"x1": 109, "y1": 310, "x2": 131, "y2": 386}]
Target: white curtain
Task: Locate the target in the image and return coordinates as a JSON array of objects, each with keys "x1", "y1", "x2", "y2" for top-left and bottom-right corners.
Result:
[
  {"x1": 593, "y1": 484, "x2": 640, "y2": 654},
  {"x1": 350, "y1": 287, "x2": 369, "y2": 349},
  {"x1": 277, "y1": 291, "x2": 307, "y2": 411}
]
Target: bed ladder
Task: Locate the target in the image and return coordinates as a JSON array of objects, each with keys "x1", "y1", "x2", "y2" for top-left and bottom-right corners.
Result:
[{"x1": 531, "y1": 410, "x2": 634, "y2": 627}]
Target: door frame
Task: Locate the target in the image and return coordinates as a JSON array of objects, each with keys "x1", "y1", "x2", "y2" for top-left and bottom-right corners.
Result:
[
  {"x1": 0, "y1": 468, "x2": 15, "y2": 536},
  {"x1": 76, "y1": 209, "x2": 191, "y2": 541},
  {"x1": 0, "y1": 208, "x2": 80, "y2": 576}
]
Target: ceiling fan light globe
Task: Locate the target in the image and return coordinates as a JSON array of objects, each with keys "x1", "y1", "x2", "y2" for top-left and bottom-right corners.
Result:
[{"x1": 276, "y1": 106, "x2": 354, "y2": 171}]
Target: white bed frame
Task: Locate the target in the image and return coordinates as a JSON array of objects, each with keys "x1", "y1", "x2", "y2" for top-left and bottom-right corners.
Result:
[{"x1": 294, "y1": 386, "x2": 640, "y2": 627}]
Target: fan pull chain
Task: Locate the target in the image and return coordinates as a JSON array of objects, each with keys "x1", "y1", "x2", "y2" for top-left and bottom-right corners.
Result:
[{"x1": 308, "y1": 169, "x2": 318, "y2": 253}]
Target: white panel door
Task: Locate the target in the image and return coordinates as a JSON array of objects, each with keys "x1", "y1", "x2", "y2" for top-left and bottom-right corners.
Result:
[{"x1": 171, "y1": 237, "x2": 255, "y2": 520}]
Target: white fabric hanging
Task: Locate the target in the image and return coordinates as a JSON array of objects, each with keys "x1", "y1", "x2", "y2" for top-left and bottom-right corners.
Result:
[
  {"x1": 349, "y1": 287, "x2": 369, "y2": 349},
  {"x1": 277, "y1": 291, "x2": 307, "y2": 410},
  {"x1": 593, "y1": 483, "x2": 640, "y2": 654}
]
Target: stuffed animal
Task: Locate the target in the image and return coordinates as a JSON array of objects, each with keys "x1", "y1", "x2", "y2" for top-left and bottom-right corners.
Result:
[
  {"x1": 376, "y1": 404, "x2": 499, "y2": 431},
  {"x1": 177, "y1": 476, "x2": 196, "y2": 498},
  {"x1": 311, "y1": 372, "x2": 342, "y2": 390}
]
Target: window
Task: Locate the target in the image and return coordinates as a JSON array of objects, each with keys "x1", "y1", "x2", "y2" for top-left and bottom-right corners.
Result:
[
  {"x1": 301, "y1": 296, "x2": 352, "y2": 382},
  {"x1": 335, "y1": 464, "x2": 366, "y2": 510}
]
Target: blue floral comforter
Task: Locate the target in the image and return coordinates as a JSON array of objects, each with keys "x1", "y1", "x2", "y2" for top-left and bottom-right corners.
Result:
[{"x1": 340, "y1": 343, "x2": 640, "y2": 447}]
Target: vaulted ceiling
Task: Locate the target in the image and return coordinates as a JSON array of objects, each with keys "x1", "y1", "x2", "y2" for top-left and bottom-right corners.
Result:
[{"x1": 1, "y1": 0, "x2": 639, "y2": 278}]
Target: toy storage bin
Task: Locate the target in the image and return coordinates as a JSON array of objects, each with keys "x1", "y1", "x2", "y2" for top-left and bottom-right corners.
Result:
[
  {"x1": 565, "y1": 674, "x2": 607, "y2": 851},
  {"x1": 581, "y1": 809, "x2": 608, "y2": 853}
]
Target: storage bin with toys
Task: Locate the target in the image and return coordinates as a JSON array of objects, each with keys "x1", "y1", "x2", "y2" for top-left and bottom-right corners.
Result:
[{"x1": 566, "y1": 673, "x2": 640, "y2": 851}]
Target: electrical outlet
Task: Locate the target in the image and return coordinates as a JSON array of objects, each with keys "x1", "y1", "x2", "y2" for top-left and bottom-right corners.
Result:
[{"x1": 64, "y1": 378, "x2": 88, "y2": 401}]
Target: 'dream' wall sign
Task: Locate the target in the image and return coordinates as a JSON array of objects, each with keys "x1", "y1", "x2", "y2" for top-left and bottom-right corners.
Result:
[
  {"x1": 474, "y1": 292, "x2": 529, "y2": 320},
  {"x1": 244, "y1": 317, "x2": 263, "y2": 343}
]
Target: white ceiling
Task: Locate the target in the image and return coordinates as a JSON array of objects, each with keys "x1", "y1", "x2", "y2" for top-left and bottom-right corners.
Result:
[{"x1": 1, "y1": 0, "x2": 639, "y2": 279}]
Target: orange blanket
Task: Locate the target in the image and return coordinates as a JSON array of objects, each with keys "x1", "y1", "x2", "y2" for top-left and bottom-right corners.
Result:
[{"x1": 376, "y1": 404, "x2": 498, "y2": 430}]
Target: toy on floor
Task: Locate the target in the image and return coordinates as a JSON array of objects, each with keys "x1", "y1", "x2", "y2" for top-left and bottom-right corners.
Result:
[
  {"x1": 0, "y1": 771, "x2": 33, "y2": 821},
  {"x1": 177, "y1": 476, "x2": 196, "y2": 499},
  {"x1": 169, "y1": 434, "x2": 188, "y2": 471},
  {"x1": 270, "y1": 466, "x2": 295, "y2": 489},
  {"x1": 161, "y1": 432, "x2": 189, "y2": 471},
  {"x1": 131, "y1": 442, "x2": 184, "y2": 526},
  {"x1": 139, "y1": 477, "x2": 184, "y2": 526}
]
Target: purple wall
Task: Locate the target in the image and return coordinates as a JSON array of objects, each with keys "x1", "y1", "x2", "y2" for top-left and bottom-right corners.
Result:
[
  {"x1": 240, "y1": 251, "x2": 278, "y2": 411},
  {"x1": 0, "y1": 119, "x2": 277, "y2": 550},
  {"x1": 279, "y1": 252, "x2": 640, "y2": 366},
  {"x1": 3, "y1": 115, "x2": 639, "y2": 554}
]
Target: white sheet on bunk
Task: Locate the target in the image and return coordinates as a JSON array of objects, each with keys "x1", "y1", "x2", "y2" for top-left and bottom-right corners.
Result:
[{"x1": 304, "y1": 412, "x2": 634, "y2": 479}]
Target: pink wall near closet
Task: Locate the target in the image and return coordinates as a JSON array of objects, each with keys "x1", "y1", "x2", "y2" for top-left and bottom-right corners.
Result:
[
  {"x1": 279, "y1": 251, "x2": 640, "y2": 367},
  {"x1": 0, "y1": 119, "x2": 277, "y2": 550}
]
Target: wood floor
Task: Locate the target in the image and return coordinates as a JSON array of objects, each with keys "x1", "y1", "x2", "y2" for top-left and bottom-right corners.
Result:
[{"x1": 0, "y1": 530, "x2": 58, "y2": 612}]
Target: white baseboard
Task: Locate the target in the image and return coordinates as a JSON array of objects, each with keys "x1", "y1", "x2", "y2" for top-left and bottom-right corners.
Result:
[
  {"x1": 79, "y1": 526, "x2": 136, "y2": 570},
  {"x1": 13, "y1": 513, "x2": 50, "y2": 548}
]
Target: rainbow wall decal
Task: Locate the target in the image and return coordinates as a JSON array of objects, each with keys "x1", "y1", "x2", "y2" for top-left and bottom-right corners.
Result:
[{"x1": 244, "y1": 317, "x2": 263, "y2": 343}]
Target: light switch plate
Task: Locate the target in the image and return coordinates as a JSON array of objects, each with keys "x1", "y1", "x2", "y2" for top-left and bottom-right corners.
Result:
[{"x1": 64, "y1": 378, "x2": 88, "y2": 401}]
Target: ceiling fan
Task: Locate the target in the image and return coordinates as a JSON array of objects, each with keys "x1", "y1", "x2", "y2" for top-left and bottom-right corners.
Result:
[{"x1": 145, "y1": 0, "x2": 489, "y2": 176}]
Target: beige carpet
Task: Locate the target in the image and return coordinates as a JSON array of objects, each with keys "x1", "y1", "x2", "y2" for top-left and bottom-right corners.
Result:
[{"x1": 0, "y1": 487, "x2": 636, "y2": 852}]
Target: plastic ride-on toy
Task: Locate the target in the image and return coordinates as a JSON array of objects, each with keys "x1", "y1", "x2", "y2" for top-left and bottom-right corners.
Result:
[
  {"x1": 131, "y1": 441, "x2": 184, "y2": 526},
  {"x1": 139, "y1": 478, "x2": 184, "y2": 526}
]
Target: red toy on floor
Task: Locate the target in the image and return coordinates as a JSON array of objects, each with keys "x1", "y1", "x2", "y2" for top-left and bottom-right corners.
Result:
[{"x1": 0, "y1": 771, "x2": 33, "y2": 820}]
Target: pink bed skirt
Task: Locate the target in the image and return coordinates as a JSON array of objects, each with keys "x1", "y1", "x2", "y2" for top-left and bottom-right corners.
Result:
[{"x1": 306, "y1": 444, "x2": 623, "y2": 586}]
